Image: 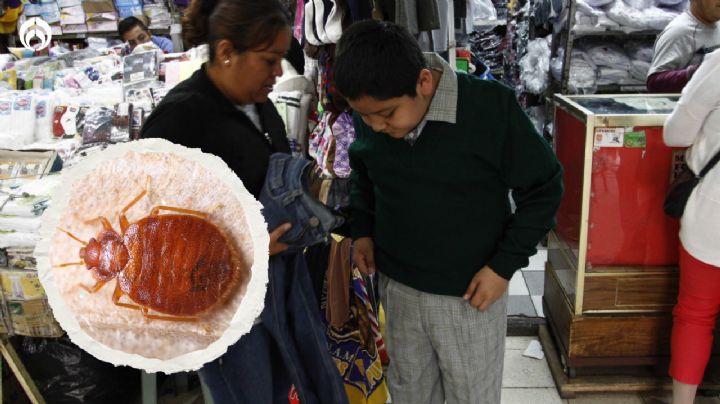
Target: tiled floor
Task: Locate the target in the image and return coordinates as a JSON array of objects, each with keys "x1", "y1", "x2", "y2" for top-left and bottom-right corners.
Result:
[
  {"x1": 507, "y1": 249, "x2": 547, "y2": 318},
  {"x1": 501, "y1": 337, "x2": 720, "y2": 404}
]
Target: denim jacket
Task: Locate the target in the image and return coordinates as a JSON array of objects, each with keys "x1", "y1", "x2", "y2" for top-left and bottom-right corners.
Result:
[{"x1": 260, "y1": 153, "x2": 344, "y2": 248}]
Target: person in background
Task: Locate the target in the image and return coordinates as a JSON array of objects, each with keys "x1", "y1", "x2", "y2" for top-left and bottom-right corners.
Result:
[
  {"x1": 663, "y1": 48, "x2": 720, "y2": 404},
  {"x1": 118, "y1": 16, "x2": 174, "y2": 53},
  {"x1": 334, "y1": 20, "x2": 563, "y2": 404},
  {"x1": 646, "y1": 0, "x2": 720, "y2": 93}
]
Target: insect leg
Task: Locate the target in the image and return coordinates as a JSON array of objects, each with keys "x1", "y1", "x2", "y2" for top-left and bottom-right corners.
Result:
[
  {"x1": 79, "y1": 280, "x2": 109, "y2": 293},
  {"x1": 150, "y1": 206, "x2": 209, "y2": 218},
  {"x1": 56, "y1": 227, "x2": 88, "y2": 245},
  {"x1": 83, "y1": 217, "x2": 116, "y2": 233},
  {"x1": 139, "y1": 307, "x2": 198, "y2": 322},
  {"x1": 120, "y1": 188, "x2": 148, "y2": 232},
  {"x1": 54, "y1": 262, "x2": 84, "y2": 268},
  {"x1": 111, "y1": 285, "x2": 197, "y2": 322}
]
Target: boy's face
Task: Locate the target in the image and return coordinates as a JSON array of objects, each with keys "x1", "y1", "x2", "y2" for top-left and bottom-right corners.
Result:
[{"x1": 349, "y1": 69, "x2": 436, "y2": 139}]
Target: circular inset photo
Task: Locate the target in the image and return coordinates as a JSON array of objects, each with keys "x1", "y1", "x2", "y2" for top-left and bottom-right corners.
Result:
[{"x1": 35, "y1": 139, "x2": 269, "y2": 373}]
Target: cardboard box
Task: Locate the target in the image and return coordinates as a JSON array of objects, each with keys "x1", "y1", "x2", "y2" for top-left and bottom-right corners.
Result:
[
  {"x1": 0, "y1": 269, "x2": 46, "y2": 300},
  {"x1": 81, "y1": 0, "x2": 115, "y2": 14},
  {"x1": 7, "y1": 299, "x2": 63, "y2": 337}
]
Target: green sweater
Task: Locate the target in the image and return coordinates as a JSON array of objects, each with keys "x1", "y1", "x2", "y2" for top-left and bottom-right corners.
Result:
[{"x1": 349, "y1": 75, "x2": 563, "y2": 296}]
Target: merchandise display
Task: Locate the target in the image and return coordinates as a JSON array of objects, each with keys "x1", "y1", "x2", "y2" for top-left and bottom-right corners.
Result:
[{"x1": 36, "y1": 139, "x2": 270, "y2": 372}]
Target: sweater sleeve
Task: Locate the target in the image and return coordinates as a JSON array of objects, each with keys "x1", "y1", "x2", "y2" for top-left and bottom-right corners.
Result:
[
  {"x1": 487, "y1": 92, "x2": 564, "y2": 280},
  {"x1": 664, "y1": 50, "x2": 720, "y2": 147},
  {"x1": 647, "y1": 69, "x2": 693, "y2": 94},
  {"x1": 348, "y1": 113, "x2": 375, "y2": 240}
]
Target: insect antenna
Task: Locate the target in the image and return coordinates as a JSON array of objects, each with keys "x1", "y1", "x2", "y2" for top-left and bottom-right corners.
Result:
[{"x1": 57, "y1": 227, "x2": 88, "y2": 245}]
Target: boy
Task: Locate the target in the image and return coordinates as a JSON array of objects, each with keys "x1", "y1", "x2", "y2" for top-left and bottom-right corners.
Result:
[{"x1": 333, "y1": 20, "x2": 563, "y2": 404}]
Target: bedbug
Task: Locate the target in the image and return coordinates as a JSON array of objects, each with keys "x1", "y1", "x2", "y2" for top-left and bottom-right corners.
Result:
[{"x1": 56, "y1": 188, "x2": 243, "y2": 322}]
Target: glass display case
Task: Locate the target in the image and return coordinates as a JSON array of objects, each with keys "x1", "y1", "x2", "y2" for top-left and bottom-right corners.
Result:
[{"x1": 544, "y1": 93, "x2": 704, "y2": 370}]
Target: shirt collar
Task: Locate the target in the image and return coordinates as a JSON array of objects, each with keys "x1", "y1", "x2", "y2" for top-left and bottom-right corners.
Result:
[{"x1": 423, "y1": 52, "x2": 458, "y2": 124}]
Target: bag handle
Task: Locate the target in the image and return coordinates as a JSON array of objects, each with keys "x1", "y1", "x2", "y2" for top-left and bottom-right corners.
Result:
[{"x1": 698, "y1": 145, "x2": 720, "y2": 178}]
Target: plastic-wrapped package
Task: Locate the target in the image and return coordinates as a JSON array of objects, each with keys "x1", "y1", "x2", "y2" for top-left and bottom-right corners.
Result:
[
  {"x1": 575, "y1": 12, "x2": 599, "y2": 27},
  {"x1": 34, "y1": 91, "x2": 59, "y2": 142},
  {"x1": 585, "y1": 42, "x2": 632, "y2": 70},
  {"x1": 625, "y1": 40, "x2": 654, "y2": 62},
  {"x1": 630, "y1": 59, "x2": 651, "y2": 81},
  {"x1": 597, "y1": 66, "x2": 630, "y2": 84},
  {"x1": 469, "y1": 0, "x2": 497, "y2": 23},
  {"x1": 606, "y1": 0, "x2": 648, "y2": 29},
  {"x1": 568, "y1": 50, "x2": 598, "y2": 94},
  {"x1": 643, "y1": 6, "x2": 679, "y2": 30},
  {"x1": 622, "y1": 0, "x2": 654, "y2": 10},
  {"x1": 519, "y1": 37, "x2": 551, "y2": 95},
  {"x1": 655, "y1": 0, "x2": 684, "y2": 6},
  {"x1": 0, "y1": 93, "x2": 38, "y2": 149},
  {"x1": 550, "y1": 49, "x2": 564, "y2": 81},
  {"x1": 576, "y1": 0, "x2": 605, "y2": 16},
  {"x1": 584, "y1": 0, "x2": 614, "y2": 7}
]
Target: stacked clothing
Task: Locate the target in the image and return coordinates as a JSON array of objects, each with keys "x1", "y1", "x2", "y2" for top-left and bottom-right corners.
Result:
[
  {"x1": 468, "y1": 24, "x2": 507, "y2": 78},
  {"x1": 552, "y1": 38, "x2": 655, "y2": 93},
  {"x1": 571, "y1": 0, "x2": 685, "y2": 32},
  {"x1": 143, "y1": 0, "x2": 172, "y2": 30}
]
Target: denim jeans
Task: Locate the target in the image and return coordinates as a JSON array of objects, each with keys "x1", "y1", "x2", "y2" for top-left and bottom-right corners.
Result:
[{"x1": 199, "y1": 252, "x2": 348, "y2": 404}]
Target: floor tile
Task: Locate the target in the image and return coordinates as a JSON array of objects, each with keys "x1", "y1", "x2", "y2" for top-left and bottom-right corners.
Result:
[
  {"x1": 509, "y1": 271, "x2": 530, "y2": 296},
  {"x1": 502, "y1": 348, "x2": 555, "y2": 388},
  {"x1": 523, "y1": 271, "x2": 545, "y2": 296},
  {"x1": 525, "y1": 250, "x2": 548, "y2": 271},
  {"x1": 640, "y1": 391, "x2": 720, "y2": 403},
  {"x1": 567, "y1": 392, "x2": 644, "y2": 403},
  {"x1": 508, "y1": 296, "x2": 537, "y2": 317},
  {"x1": 531, "y1": 296, "x2": 545, "y2": 318},
  {"x1": 506, "y1": 336, "x2": 537, "y2": 350},
  {"x1": 501, "y1": 388, "x2": 564, "y2": 403}
]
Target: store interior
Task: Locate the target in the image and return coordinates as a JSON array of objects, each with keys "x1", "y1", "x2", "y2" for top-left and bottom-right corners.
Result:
[{"x1": 1, "y1": 0, "x2": 719, "y2": 402}]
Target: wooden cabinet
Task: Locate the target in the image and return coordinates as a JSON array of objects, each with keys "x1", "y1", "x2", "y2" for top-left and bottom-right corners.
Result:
[{"x1": 545, "y1": 94, "x2": 692, "y2": 369}]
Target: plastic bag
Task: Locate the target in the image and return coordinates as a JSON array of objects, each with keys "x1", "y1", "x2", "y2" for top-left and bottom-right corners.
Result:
[
  {"x1": 568, "y1": 50, "x2": 598, "y2": 94},
  {"x1": 16, "y1": 335, "x2": 141, "y2": 403},
  {"x1": 625, "y1": 40, "x2": 655, "y2": 62},
  {"x1": 469, "y1": 0, "x2": 497, "y2": 23},
  {"x1": 643, "y1": 6, "x2": 679, "y2": 30},
  {"x1": 585, "y1": 42, "x2": 632, "y2": 70},
  {"x1": 519, "y1": 37, "x2": 551, "y2": 95},
  {"x1": 606, "y1": 0, "x2": 648, "y2": 28},
  {"x1": 622, "y1": 0, "x2": 654, "y2": 10}
]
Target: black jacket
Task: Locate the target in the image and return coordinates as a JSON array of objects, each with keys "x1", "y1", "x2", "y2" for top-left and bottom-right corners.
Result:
[{"x1": 140, "y1": 65, "x2": 291, "y2": 197}]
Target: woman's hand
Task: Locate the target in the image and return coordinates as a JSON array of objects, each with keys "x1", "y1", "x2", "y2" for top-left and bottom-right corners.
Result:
[{"x1": 269, "y1": 223, "x2": 292, "y2": 256}]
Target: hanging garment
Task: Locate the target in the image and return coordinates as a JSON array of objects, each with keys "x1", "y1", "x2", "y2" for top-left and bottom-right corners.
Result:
[
  {"x1": 322, "y1": 265, "x2": 390, "y2": 404},
  {"x1": 395, "y1": 0, "x2": 440, "y2": 34}
]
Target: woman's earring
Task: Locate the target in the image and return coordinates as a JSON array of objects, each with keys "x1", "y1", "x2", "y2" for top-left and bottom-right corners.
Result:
[{"x1": 224, "y1": 59, "x2": 230, "y2": 65}]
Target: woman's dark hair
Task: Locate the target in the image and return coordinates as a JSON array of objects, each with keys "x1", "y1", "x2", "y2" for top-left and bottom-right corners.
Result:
[
  {"x1": 118, "y1": 16, "x2": 149, "y2": 39},
  {"x1": 183, "y1": 0, "x2": 289, "y2": 61}
]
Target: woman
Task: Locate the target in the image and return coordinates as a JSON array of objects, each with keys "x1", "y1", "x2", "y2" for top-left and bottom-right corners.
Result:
[
  {"x1": 140, "y1": 0, "x2": 301, "y2": 401},
  {"x1": 664, "y1": 48, "x2": 720, "y2": 404}
]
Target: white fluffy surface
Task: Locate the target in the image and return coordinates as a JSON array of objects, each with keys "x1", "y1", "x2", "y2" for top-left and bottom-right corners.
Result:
[{"x1": 35, "y1": 139, "x2": 270, "y2": 373}]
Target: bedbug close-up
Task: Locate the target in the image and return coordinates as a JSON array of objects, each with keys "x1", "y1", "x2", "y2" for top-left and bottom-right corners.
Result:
[{"x1": 56, "y1": 188, "x2": 243, "y2": 322}]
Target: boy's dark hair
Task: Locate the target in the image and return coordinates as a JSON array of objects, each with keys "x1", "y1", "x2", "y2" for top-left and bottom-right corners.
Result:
[
  {"x1": 333, "y1": 20, "x2": 427, "y2": 101},
  {"x1": 118, "y1": 16, "x2": 149, "y2": 38}
]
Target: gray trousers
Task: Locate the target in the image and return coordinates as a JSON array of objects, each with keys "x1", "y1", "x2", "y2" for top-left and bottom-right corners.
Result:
[{"x1": 380, "y1": 274, "x2": 507, "y2": 404}]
